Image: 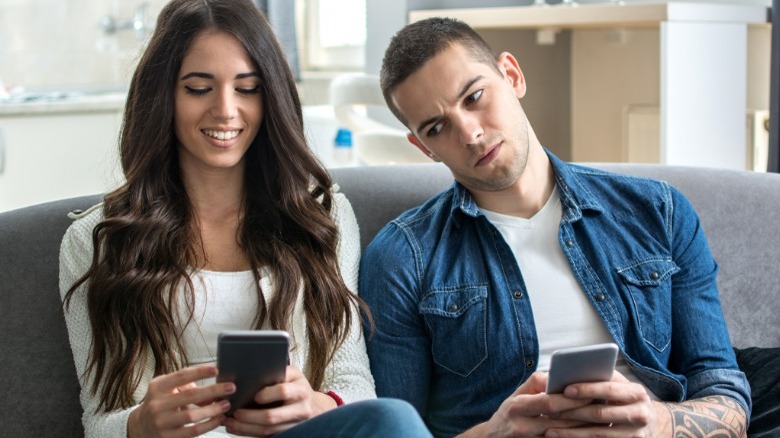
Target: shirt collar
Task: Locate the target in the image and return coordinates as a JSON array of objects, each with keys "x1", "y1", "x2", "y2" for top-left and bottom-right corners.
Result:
[{"x1": 448, "y1": 149, "x2": 606, "y2": 222}]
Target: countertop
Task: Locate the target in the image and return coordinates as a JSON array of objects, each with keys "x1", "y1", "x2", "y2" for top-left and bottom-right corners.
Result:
[{"x1": 0, "y1": 91, "x2": 127, "y2": 116}]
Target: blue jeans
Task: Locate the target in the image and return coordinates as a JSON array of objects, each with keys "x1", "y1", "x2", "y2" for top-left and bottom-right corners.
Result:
[{"x1": 276, "y1": 398, "x2": 432, "y2": 437}]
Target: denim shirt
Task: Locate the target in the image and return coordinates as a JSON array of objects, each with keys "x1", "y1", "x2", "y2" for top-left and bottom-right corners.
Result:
[{"x1": 359, "y1": 152, "x2": 751, "y2": 437}]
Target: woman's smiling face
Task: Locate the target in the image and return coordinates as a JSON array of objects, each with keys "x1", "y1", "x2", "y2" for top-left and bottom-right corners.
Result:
[{"x1": 173, "y1": 30, "x2": 263, "y2": 176}]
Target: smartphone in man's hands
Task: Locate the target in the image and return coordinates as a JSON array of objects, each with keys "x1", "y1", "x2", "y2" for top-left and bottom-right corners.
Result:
[
  {"x1": 545, "y1": 343, "x2": 618, "y2": 395},
  {"x1": 217, "y1": 330, "x2": 289, "y2": 416}
]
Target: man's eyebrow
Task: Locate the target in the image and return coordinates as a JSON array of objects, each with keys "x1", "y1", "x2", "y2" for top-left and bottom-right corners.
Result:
[
  {"x1": 179, "y1": 71, "x2": 260, "y2": 80},
  {"x1": 415, "y1": 75, "x2": 484, "y2": 134}
]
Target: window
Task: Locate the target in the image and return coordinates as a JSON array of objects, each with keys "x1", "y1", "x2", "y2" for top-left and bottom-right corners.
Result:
[{"x1": 299, "y1": 0, "x2": 366, "y2": 71}]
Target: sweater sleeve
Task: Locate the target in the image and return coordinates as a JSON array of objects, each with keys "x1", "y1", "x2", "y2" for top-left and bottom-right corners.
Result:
[
  {"x1": 59, "y1": 205, "x2": 141, "y2": 437},
  {"x1": 59, "y1": 207, "x2": 238, "y2": 438},
  {"x1": 319, "y1": 193, "x2": 377, "y2": 403}
]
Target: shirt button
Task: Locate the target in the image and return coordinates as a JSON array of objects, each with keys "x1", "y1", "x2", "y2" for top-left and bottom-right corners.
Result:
[
  {"x1": 649, "y1": 271, "x2": 660, "y2": 280},
  {"x1": 565, "y1": 239, "x2": 575, "y2": 247},
  {"x1": 513, "y1": 290, "x2": 523, "y2": 298},
  {"x1": 525, "y1": 359, "x2": 535, "y2": 368},
  {"x1": 595, "y1": 293, "x2": 606, "y2": 301},
  {"x1": 447, "y1": 304, "x2": 459, "y2": 312}
]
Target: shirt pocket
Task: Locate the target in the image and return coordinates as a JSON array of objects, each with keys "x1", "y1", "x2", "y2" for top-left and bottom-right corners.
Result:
[
  {"x1": 617, "y1": 259, "x2": 680, "y2": 353},
  {"x1": 418, "y1": 285, "x2": 488, "y2": 377}
]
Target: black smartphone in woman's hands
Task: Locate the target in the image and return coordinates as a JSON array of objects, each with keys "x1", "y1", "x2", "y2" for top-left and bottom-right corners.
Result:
[{"x1": 216, "y1": 330, "x2": 289, "y2": 415}]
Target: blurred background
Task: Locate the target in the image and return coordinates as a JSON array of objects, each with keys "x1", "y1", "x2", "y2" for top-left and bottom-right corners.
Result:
[{"x1": 0, "y1": 0, "x2": 776, "y2": 212}]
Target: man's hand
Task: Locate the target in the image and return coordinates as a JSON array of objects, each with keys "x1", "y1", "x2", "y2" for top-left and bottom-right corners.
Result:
[
  {"x1": 542, "y1": 370, "x2": 666, "y2": 437},
  {"x1": 458, "y1": 372, "x2": 591, "y2": 437},
  {"x1": 542, "y1": 371, "x2": 747, "y2": 437}
]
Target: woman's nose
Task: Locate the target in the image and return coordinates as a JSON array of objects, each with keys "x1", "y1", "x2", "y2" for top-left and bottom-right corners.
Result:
[{"x1": 210, "y1": 90, "x2": 238, "y2": 120}]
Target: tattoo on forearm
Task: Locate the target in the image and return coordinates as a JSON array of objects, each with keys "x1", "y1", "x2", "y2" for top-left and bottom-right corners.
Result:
[{"x1": 666, "y1": 395, "x2": 746, "y2": 438}]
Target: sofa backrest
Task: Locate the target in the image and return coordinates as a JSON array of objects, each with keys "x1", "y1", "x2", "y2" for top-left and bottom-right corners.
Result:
[
  {"x1": 334, "y1": 163, "x2": 780, "y2": 350},
  {"x1": 0, "y1": 163, "x2": 778, "y2": 436}
]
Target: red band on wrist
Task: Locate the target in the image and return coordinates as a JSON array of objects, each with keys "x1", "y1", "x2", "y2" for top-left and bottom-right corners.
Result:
[{"x1": 326, "y1": 390, "x2": 344, "y2": 406}]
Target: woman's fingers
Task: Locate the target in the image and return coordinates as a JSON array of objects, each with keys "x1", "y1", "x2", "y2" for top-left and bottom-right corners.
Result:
[
  {"x1": 147, "y1": 365, "x2": 237, "y2": 411},
  {"x1": 225, "y1": 415, "x2": 299, "y2": 437},
  {"x1": 154, "y1": 399, "x2": 232, "y2": 430},
  {"x1": 147, "y1": 364, "x2": 219, "y2": 395}
]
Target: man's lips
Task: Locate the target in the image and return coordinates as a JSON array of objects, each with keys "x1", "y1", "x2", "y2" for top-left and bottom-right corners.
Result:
[{"x1": 475, "y1": 142, "x2": 502, "y2": 167}]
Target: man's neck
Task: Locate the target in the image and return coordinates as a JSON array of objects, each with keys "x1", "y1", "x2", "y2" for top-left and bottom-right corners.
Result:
[{"x1": 470, "y1": 144, "x2": 555, "y2": 219}]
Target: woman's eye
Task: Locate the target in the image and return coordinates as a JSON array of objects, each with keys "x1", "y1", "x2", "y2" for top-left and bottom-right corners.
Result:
[
  {"x1": 184, "y1": 86, "x2": 209, "y2": 96},
  {"x1": 427, "y1": 122, "x2": 443, "y2": 137},
  {"x1": 237, "y1": 85, "x2": 260, "y2": 95}
]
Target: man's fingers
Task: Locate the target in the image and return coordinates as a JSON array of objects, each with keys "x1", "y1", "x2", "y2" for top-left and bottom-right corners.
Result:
[
  {"x1": 513, "y1": 372, "x2": 548, "y2": 396},
  {"x1": 564, "y1": 380, "x2": 649, "y2": 405},
  {"x1": 507, "y1": 392, "x2": 592, "y2": 418}
]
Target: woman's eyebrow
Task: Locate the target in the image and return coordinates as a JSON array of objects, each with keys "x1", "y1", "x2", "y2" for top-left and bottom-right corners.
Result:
[
  {"x1": 180, "y1": 72, "x2": 213, "y2": 80},
  {"x1": 179, "y1": 71, "x2": 259, "y2": 80}
]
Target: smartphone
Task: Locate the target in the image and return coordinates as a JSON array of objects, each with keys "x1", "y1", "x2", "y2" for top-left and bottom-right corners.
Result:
[
  {"x1": 216, "y1": 330, "x2": 289, "y2": 416},
  {"x1": 545, "y1": 342, "x2": 618, "y2": 394}
]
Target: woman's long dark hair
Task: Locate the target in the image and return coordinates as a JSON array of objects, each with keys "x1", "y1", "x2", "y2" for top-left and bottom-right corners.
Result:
[{"x1": 64, "y1": 0, "x2": 369, "y2": 412}]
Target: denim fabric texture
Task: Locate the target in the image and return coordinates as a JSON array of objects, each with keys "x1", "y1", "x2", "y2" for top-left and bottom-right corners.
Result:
[
  {"x1": 360, "y1": 151, "x2": 751, "y2": 437},
  {"x1": 275, "y1": 398, "x2": 432, "y2": 437}
]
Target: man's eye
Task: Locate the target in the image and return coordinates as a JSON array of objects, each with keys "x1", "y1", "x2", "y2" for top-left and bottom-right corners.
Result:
[
  {"x1": 184, "y1": 86, "x2": 209, "y2": 96},
  {"x1": 237, "y1": 85, "x2": 260, "y2": 96},
  {"x1": 465, "y1": 89, "x2": 483, "y2": 104},
  {"x1": 427, "y1": 122, "x2": 443, "y2": 137}
]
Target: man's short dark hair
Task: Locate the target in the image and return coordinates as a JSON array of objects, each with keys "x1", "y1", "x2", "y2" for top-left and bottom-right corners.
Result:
[{"x1": 380, "y1": 17, "x2": 498, "y2": 126}]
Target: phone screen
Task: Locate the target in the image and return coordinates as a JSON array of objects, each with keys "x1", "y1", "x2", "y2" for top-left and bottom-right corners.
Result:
[{"x1": 216, "y1": 330, "x2": 289, "y2": 415}]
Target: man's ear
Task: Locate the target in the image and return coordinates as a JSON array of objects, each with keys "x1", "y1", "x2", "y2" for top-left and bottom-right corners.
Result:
[
  {"x1": 407, "y1": 133, "x2": 440, "y2": 162},
  {"x1": 497, "y1": 52, "x2": 527, "y2": 99}
]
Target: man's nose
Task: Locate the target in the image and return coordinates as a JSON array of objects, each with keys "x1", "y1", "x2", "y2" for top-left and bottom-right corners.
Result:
[{"x1": 454, "y1": 113, "x2": 483, "y2": 146}]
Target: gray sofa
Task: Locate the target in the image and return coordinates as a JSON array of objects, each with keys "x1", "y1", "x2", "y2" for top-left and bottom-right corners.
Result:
[{"x1": 1, "y1": 163, "x2": 778, "y2": 437}]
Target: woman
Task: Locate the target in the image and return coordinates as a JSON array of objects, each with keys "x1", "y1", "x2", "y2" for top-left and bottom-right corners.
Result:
[{"x1": 59, "y1": 0, "x2": 429, "y2": 436}]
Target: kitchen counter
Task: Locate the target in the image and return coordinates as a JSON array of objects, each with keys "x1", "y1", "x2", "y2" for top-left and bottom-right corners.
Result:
[{"x1": 0, "y1": 91, "x2": 127, "y2": 116}]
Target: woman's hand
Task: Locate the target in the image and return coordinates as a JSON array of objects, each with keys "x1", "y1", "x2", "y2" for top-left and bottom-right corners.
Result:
[
  {"x1": 128, "y1": 364, "x2": 236, "y2": 438},
  {"x1": 224, "y1": 365, "x2": 337, "y2": 436}
]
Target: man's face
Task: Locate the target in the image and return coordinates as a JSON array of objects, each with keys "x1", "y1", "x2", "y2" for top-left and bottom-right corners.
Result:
[{"x1": 391, "y1": 43, "x2": 531, "y2": 195}]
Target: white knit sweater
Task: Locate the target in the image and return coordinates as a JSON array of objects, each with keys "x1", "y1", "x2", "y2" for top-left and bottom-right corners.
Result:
[{"x1": 58, "y1": 192, "x2": 376, "y2": 437}]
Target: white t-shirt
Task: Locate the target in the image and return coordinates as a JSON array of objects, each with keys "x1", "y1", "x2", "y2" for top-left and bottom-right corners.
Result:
[{"x1": 481, "y1": 186, "x2": 658, "y2": 399}]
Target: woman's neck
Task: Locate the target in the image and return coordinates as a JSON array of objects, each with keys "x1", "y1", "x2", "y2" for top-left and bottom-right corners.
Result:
[{"x1": 181, "y1": 161, "x2": 250, "y2": 271}]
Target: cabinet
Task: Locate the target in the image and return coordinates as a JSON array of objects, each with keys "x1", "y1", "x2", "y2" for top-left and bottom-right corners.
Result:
[
  {"x1": 409, "y1": 2, "x2": 771, "y2": 169},
  {"x1": 0, "y1": 104, "x2": 124, "y2": 212}
]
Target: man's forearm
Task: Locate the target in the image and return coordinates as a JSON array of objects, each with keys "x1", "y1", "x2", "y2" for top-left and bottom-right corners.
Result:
[{"x1": 664, "y1": 395, "x2": 747, "y2": 437}]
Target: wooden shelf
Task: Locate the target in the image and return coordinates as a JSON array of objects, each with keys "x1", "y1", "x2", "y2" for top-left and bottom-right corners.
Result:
[
  {"x1": 408, "y1": 2, "x2": 771, "y2": 170},
  {"x1": 409, "y1": 2, "x2": 768, "y2": 30}
]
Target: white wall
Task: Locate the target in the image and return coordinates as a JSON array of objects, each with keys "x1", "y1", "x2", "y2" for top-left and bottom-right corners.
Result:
[{"x1": 0, "y1": 0, "x2": 168, "y2": 91}]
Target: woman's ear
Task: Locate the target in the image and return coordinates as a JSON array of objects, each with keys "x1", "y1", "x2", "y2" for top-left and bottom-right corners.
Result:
[
  {"x1": 497, "y1": 52, "x2": 527, "y2": 99},
  {"x1": 407, "y1": 133, "x2": 440, "y2": 162}
]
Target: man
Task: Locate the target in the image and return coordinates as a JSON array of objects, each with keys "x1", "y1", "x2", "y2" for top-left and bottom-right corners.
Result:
[{"x1": 359, "y1": 17, "x2": 750, "y2": 437}]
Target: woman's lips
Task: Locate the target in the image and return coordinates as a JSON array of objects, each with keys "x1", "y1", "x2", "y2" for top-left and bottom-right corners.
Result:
[
  {"x1": 202, "y1": 129, "x2": 241, "y2": 140},
  {"x1": 202, "y1": 129, "x2": 242, "y2": 147}
]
